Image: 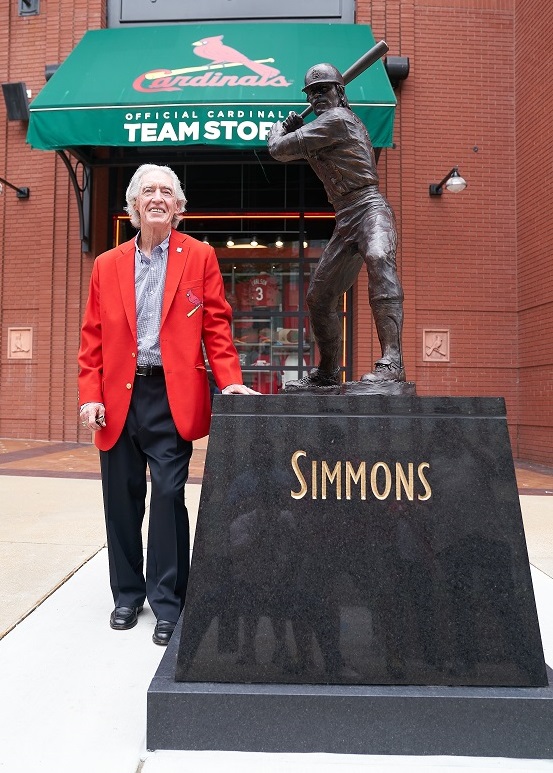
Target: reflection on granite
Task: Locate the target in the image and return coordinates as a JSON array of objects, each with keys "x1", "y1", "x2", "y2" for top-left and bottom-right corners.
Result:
[{"x1": 176, "y1": 396, "x2": 547, "y2": 687}]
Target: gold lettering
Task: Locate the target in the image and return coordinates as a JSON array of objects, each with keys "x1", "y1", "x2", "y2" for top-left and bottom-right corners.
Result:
[
  {"x1": 345, "y1": 461, "x2": 366, "y2": 500},
  {"x1": 371, "y1": 462, "x2": 392, "y2": 500},
  {"x1": 417, "y1": 462, "x2": 432, "y2": 500},
  {"x1": 396, "y1": 462, "x2": 414, "y2": 500},
  {"x1": 292, "y1": 454, "x2": 431, "y2": 503},
  {"x1": 322, "y1": 461, "x2": 342, "y2": 500},
  {"x1": 291, "y1": 450, "x2": 307, "y2": 499}
]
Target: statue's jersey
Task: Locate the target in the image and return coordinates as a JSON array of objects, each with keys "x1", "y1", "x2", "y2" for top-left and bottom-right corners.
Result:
[{"x1": 268, "y1": 108, "x2": 379, "y2": 208}]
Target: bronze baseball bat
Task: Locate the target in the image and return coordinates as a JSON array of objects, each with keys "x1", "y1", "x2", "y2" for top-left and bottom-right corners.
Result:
[{"x1": 299, "y1": 39, "x2": 390, "y2": 119}]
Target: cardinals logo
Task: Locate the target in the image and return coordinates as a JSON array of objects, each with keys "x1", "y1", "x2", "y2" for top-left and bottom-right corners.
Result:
[
  {"x1": 186, "y1": 289, "x2": 203, "y2": 317},
  {"x1": 133, "y1": 35, "x2": 291, "y2": 93},
  {"x1": 192, "y1": 35, "x2": 279, "y2": 78}
]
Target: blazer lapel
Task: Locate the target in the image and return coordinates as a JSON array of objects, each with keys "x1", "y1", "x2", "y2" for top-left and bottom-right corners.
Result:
[
  {"x1": 115, "y1": 239, "x2": 138, "y2": 337},
  {"x1": 161, "y1": 230, "x2": 190, "y2": 328}
]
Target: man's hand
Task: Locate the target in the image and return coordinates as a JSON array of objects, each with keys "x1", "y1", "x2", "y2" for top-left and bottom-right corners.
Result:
[
  {"x1": 282, "y1": 112, "x2": 304, "y2": 134},
  {"x1": 222, "y1": 384, "x2": 260, "y2": 395},
  {"x1": 80, "y1": 402, "x2": 106, "y2": 431}
]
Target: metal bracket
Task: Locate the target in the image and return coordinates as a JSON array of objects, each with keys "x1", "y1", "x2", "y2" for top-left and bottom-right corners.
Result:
[{"x1": 56, "y1": 150, "x2": 91, "y2": 252}]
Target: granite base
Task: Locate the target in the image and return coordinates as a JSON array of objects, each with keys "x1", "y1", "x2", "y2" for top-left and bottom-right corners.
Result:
[
  {"x1": 147, "y1": 395, "x2": 551, "y2": 755},
  {"x1": 147, "y1": 617, "x2": 553, "y2": 757}
]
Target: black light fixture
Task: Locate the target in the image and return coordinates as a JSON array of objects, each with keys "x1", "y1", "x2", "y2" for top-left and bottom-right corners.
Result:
[
  {"x1": 384, "y1": 56, "x2": 410, "y2": 89},
  {"x1": 0, "y1": 176, "x2": 30, "y2": 199},
  {"x1": 45, "y1": 64, "x2": 60, "y2": 82},
  {"x1": 1, "y1": 83, "x2": 30, "y2": 121},
  {"x1": 429, "y1": 167, "x2": 467, "y2": 196}
]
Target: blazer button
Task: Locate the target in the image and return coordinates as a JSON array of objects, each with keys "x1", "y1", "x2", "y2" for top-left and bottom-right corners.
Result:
[
  {"x1": 131, "y1": 352, "x2": 136, "y2": 358},
  {"x1": 126, "y1": 383, "x2": 132, "y2": 389}
]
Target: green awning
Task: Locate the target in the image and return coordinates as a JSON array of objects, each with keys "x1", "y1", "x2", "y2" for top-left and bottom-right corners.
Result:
[{"x1": 27, "y1": 23, "x2": 396, "y2": 151}]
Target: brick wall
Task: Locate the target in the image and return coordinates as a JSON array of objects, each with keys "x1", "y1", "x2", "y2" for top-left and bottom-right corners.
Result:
[
  {"x1": 515, "y1": 0, "x2": 553, "y2": 464},
  {"x1": 0, "y1": 0, "x2": 105, "y2": 441}
]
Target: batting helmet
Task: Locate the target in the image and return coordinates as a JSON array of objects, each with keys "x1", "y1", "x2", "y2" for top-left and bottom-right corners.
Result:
[{"x1": 302, "y1": 63, "x2": 345, "y2": 92}]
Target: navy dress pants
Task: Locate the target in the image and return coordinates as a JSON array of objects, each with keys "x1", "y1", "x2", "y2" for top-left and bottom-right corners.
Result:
[{"x1": 100, "y1": 373, "x2": 193, "y2": 623}]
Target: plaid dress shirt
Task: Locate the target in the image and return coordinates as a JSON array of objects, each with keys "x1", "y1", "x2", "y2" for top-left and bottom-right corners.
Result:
[{"x1": 135, "y1": 233, "x2": 169, "y2": 367}]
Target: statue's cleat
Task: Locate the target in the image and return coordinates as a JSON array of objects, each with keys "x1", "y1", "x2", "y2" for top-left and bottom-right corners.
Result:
[
  {"x1": 284, "y1": 367, "x2": 340, "y2": 391},
  {"x1": 361, "y1": 358, "x2": 405, "y2": 383}
]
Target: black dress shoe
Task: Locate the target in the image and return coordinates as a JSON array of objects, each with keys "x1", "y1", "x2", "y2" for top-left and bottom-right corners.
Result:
[
  {"x1": 153, "y1": 619, "x2": 176, "y2": 646},
  {"x1": 109, "y1": 605, "x2": 143, "y2": 630}
]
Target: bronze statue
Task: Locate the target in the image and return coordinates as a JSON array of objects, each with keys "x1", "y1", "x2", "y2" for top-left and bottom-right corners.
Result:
[{"x1": 268, "y1": 63, "x2": 405, "y2": 391}]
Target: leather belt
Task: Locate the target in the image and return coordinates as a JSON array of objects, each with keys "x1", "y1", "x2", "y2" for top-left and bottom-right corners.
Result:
[{"x1": 136, "y1": 365, "x2": 164, "y2": 376}]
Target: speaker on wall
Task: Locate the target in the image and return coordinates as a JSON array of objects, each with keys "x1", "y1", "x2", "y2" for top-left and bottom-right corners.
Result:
[{"x1": 1, "y1": 82, "x2": 30, "y2": 121}]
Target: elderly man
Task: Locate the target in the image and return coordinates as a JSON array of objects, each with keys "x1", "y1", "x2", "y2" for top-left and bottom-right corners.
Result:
[
  {"x1": 268, "y1": 63, "x2": 405, "y2": 389},
  {"x1": 78, "y1": 164, "x2": 255, "y2": 645}
]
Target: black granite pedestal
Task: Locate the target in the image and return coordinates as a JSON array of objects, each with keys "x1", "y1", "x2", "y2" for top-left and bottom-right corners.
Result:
[{"x1": 147, "y1": 395, "x2": 553, "y2": 756}]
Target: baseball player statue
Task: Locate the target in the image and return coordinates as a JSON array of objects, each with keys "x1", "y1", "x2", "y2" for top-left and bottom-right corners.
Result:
[{"x1": 268, "y1": 62, "x2": 405, "y2": 391}]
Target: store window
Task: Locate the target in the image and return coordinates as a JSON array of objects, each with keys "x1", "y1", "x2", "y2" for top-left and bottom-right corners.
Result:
[{"x1": 217, "y1": 233, "x2": 349, "y2": 393}]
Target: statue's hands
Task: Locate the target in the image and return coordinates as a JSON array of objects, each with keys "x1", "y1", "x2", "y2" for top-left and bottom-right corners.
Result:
[{"x1": 282, "y1": 112, "x2": 304, "y2": 134}]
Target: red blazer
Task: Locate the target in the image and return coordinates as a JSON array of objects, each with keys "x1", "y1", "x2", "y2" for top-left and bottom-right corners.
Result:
[{"x1": 78, "y1": 229, "x2": 243, "y2": 451}]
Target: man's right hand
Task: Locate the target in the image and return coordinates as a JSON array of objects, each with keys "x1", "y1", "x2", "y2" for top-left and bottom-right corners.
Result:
[
  {"x1": 80, "y1": 402, "x2": 106, "y2": 431},
  {"x1": 282, "y1": 112, "x2": 304, "y2": 134}
]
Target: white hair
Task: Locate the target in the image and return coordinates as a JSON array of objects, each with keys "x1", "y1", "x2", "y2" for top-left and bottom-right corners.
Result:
[{"x1": 125, "y1": 164, "x2": 187, "y2": 229}]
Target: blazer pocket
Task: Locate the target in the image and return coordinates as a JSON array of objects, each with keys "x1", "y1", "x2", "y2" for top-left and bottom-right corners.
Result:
[{"x1": 178, "y1": 279, "x2": 202, "y2": 290}]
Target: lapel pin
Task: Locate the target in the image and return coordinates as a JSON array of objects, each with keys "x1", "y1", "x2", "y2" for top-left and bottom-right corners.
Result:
[{"x1": 176, "y1": 247, "x2": 183, "y2": 253}]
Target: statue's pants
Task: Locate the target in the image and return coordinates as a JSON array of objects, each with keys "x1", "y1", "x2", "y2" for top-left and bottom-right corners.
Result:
[{"x1": 306, "y1": 187, "x2": 403, "y2": 371}]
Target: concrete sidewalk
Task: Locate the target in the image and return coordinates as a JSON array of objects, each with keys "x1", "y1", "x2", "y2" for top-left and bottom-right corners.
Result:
[{"x1": 0, "y1": 441, "x2": 552, "y2": 772}]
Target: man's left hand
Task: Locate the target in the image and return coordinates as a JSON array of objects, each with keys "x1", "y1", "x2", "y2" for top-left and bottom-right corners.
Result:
[{"x1": 222, "y1": 384, "x2": 260, "y2": 395}]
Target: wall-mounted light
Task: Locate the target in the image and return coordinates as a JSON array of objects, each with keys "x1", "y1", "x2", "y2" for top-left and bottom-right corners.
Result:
[
  {"x1": 275, "y1": 236, "x2": 284, "y2": 248},
  {"x1": 384, "y1": 56, "x2": 410, "y2": 89},
  {"x1": 429, "y1": 167, "x2": 467, "y2": 196},
  {"x1": 250, "y1": 236, "x2": 258, "y2": 247},
  {"x1": 1, "y1": 82, "x2": 30, "y2": 121},
  {"x1": 226, "y1": 236, "x2": 235, "y2": 248},
  {"x1": 202, "y1": 235, "x2": 209, "y2": 244},
  {"x1": 45, "y1": 64, "x2": 60, "y2": 82},
  {"x1": 0, "y1": 176, "x2": 30, "y2": 199}
]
